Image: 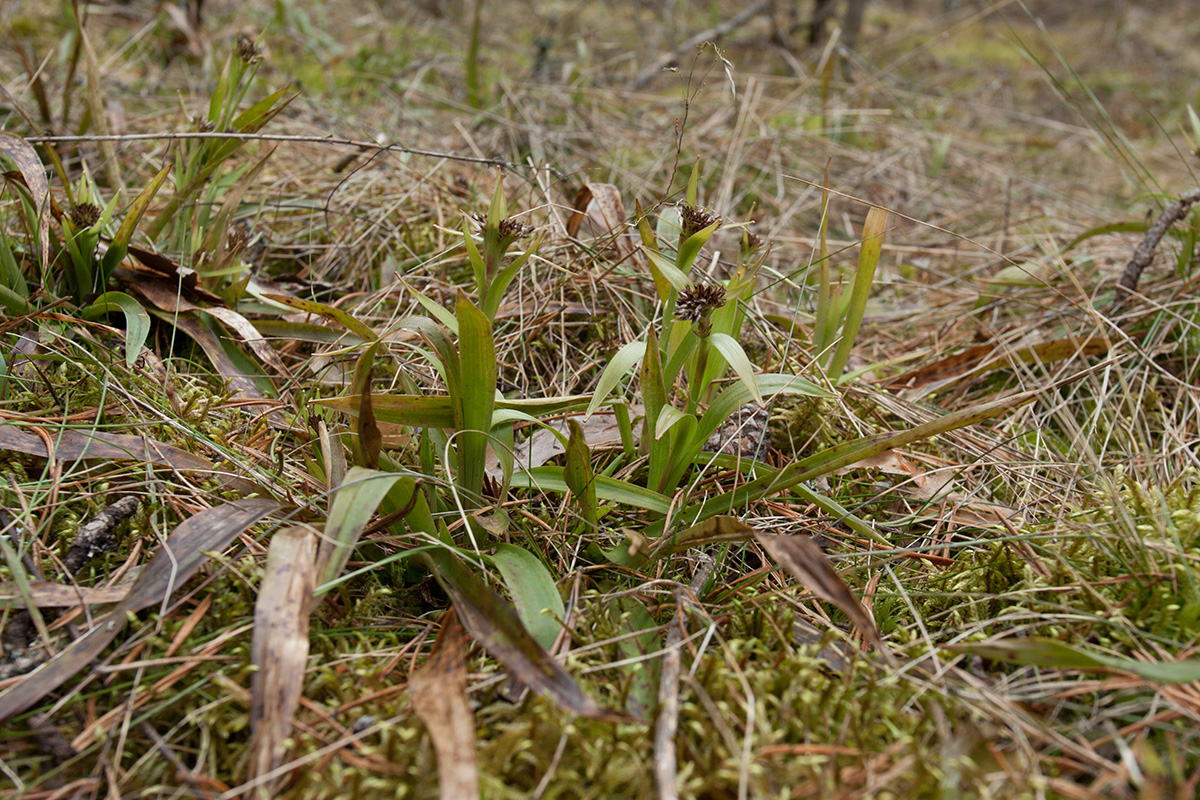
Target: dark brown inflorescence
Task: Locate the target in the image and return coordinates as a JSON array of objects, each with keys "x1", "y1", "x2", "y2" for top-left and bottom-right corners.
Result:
[
  {"x1": 473, "y1": 213, "x2": 534, "y2": 246},
  {"x1": 679, "y1": 204, "x2": 721, "y2": 239},
  {"x1": 675, "y1": 282, "x2": 727, "y2": 336},
  {"x1": 237, "y1": 33, "x2": 263, "y2": 64},
  {"x1": 70, "y1": 203, "x2": 102, "y2": 230}
]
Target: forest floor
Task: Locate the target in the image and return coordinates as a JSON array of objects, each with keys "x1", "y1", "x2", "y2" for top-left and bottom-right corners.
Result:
[{"x1": 2, "y1": 0, "x2": 1200, "y2": 797}]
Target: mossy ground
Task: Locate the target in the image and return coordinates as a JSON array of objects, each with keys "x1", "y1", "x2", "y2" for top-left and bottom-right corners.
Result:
[{"x1": 2, "y1": 1, "x2": 1200, "y2": 797}]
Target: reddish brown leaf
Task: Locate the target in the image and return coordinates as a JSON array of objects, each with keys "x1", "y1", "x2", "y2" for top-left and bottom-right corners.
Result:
[
  {"x1": 410, "y1": 610, "x2": 480, "y2": 800},
  {"x1": 0, "y1": 132, "x2": 50, "y2": 271},
  {"x1": 425, "y1": 548, "x2": 630, "y2": 723},
  {"x1": 755, "y1": 533, "x2": 895, "y2": 664},
  {"x1": 0, "y1": 424, "x2": 264, "y2": 495}
]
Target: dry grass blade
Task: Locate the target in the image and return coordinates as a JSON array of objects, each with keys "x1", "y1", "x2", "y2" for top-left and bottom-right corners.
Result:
[
  {"x1": 409, "y1": 609, "x2": 480, "y2": 800},
  {"x1": 0, "y1": 498, "x2": 281, "y2": 723},
  {"x1": 248, "y1": 525, "x2": 318, "y2": 795},
  {"x1": 755, "y1": 533, "x2": 895, "y2": 666}
]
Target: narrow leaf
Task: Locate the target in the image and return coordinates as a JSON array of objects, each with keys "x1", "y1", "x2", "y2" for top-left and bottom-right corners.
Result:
[
  {"x1": 314, "y1": 468, "x2": 404, "y2": 592},
  {"x1": 948, "y1": 639, "x2": 1200, "y2": 685},
  {"x1": 585, "y1": 339, "x2": 646, "y2": 419},
  {"x1": 827, "y1": 207, "x2": 887, "y2": 380},
  {"x1": 707, "y1": 332, "x2": 763, "y2": 404}
]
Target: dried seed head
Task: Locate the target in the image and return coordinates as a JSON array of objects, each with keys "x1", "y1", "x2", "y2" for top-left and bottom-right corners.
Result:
[
  {"x1": 227, "y1": 224, "x2": 252, "y2": 255},
  {"x1": 193, "y1": 115, "x2": 216, "y2": 132},
  {"x1": 679, "y1": 204, "x2": 721, "y2": 239},
  {"x1": 70, "y1": 203, "x2": 102, "y2": 230},
  {"x1": 237, "y1": 33, "x2": 263, "y2": 64},
  {"x1": 675, "y1": 283, "x2": 727, "y2": 336},
  {"x1": 740, "y1": 227, "x2": 765, "y2": 257}
]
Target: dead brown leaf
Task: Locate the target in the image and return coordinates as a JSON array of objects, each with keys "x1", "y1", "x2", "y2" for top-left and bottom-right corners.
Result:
[
  {"x1": 755, "y1": 533, "x2": 896, "y2": 665},
  {"x1": 0, "y1": 424, "x2": 264, "y2": 495},
  {"x1": 0, "y1": 133, "x2": 49, "y2": 271},
  {"x1": 565, "y1": 183, "x2": 639, "y2": 267},
  {"x1": 0, "y1": 498, "x2": 282, "y2": 723},
  {"x1": 0, "y1": 581, "x2": 131, "y2": 609},
  {"x1": 248, "y1": 525, "x2": 318, "y2": 794},
  {"x1": 410, "y1": 609, "x2": 480, "y2": 800}
]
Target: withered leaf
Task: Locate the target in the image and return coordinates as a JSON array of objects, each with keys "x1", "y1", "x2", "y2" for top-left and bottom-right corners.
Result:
[
  {"x1": 755, "y1": 533, "x2": 895, "y2": 665},
  {"x1": 423, "y1": 548, "x2": 630, "y2": 723},
  {"x1": 0, "y1": 424, "x2": 264, "y2": 495},
  {"x1": 0, "y1": 132, "x2": 50, "y2": 271},
  {"x1": 0, "y1": 498, "x2": 282, "y2": 723},
  {"x1": 410, "y1": 609, "x2": 480, "y2": 800},
  {"x1": 248, "y1": 525, "x2": 318, "y2": 789}
]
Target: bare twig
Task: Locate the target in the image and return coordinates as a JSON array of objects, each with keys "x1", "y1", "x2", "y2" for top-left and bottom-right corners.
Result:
[
  {"x1": 1115, "y1": 187, "x2": 1200, "y2": 308},
  {"x1": 62, "y1": 496, "x2": 140, "y2": 577},
  {"x1": 24, "y1": 132, "x2": 534, "y2": 171}
]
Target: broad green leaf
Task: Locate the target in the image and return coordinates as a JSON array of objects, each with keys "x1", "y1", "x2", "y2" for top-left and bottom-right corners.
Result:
[
  {"x1": 490, "y1": 544, "x2": 566, "y2": 651},
  {"x1": 455, "y1": 291, "x2": 496, "y2": 501},
  {"x1": 485, "y1": 231, "x2": 545, "y2": 320},
  {"x1": 827, "y1": 207, "x2": 887, "y2": 380},
  {"x1": 585, "y1": 339, "x2": 646, "y2": 419},
  {"x1": 707, "y1": 332, "x2": 763, "y2": 404},
  {"x1": 948, "y1": 638, "x2": 1200, "y2": 685},
  {"x1": 315, "y1": 467, "x2": 405, "y2": 591},
  {"x1": 81, "y1": 291, "x2": 150, "y2": 368},
  {"x1": 653, "y1": 405, "x2": 690, "y2": 441},
  {"x1": 510, "y1": 467, "x2": 671, "y2": 514},
  {"x1": 646, "y1": 250, "x2": 690, "y2": 293},
  {"x1": 676, "y1": 220, "x2": 720, "y2": 274},
  {"x1": 685, "y1": 160, "x2": 700, "y2": 207},
  {"x1": 691, "y1": 373, "x2": 830, "y2": 454},
  {"x1": 402, "y1": 280, "x2": 459, "y2": 334}
]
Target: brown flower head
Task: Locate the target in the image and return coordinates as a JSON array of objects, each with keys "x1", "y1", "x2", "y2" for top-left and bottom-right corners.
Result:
[
  {"x1": 237, "y1": 33, "x2": 263, "y2": 65},
  {"x1": 70, "y1": 203, "x2": 102, "y2": 230},
  {"x1": 676, "y1": 282, "x2": 726, "y2": 336},
  {"x1": 226, "y1": 224, "x2": 252, "y2": 256},
  {"x1": 473, "y1": 213, "x2": 534, "y2": 247},
  {"x1": 193, "y1": 115, "x2": 216, "y2": 133},
  {"x1": 740, "y1": 227, "x2": 765, "y2": 259},
  {"x1": 679, "y1": 204, "x2": 721, "y2": 239}
]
